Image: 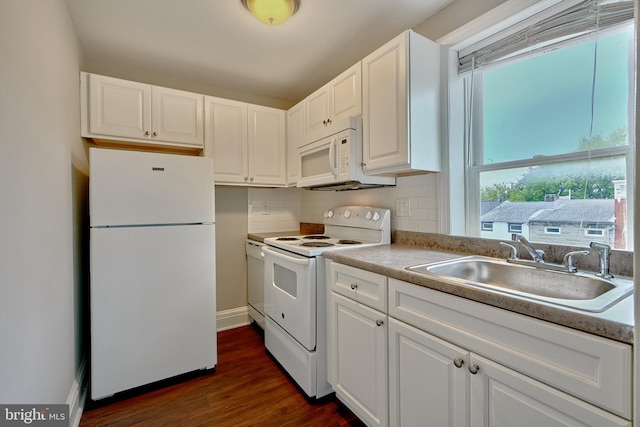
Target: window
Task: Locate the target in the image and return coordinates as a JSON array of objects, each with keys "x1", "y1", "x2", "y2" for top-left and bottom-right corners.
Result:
[
  {"x1": 585, "y1": 228, "x2": 605, "y2": 237},
  {"x1": 481, "y1": 222, "x2": 494, "y2": 232},
  {"x1": 545, "y1": 227, "x2": 561, "y2": 235},
  {"x1": 455, "y1": 1, "x2": 634, "y2": 250},
  {"x1": 508, "y1": 223, "x2": 523, "y2": 233}
]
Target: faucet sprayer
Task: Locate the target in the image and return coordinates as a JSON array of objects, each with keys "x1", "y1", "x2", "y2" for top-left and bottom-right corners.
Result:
[{"x1": 589, "y1": 242, "x2": 613, "y2": 278}]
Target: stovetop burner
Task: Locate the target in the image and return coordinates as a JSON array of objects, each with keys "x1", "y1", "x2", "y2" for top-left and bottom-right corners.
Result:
[
  {"x1": 262, "y1": 206, "x2": 391, "y2": 256},
  {"x1": 300, "y1": 242, "x2": 335, "y2": 248},
  {"x1": 337, "y1": 239, "x2": 362, "y2": 245}
]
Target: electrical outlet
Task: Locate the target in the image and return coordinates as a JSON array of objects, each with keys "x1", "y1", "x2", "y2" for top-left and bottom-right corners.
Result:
[
  {"x1": 261, "y1": 202, "x2": 270, "y2": 215},
  {"x1": 396, "y1": 198, "x2": 411, "y2": 217}
]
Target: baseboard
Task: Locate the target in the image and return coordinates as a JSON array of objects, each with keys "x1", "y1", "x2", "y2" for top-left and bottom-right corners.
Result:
[
  {"x1": 217, "y1": 306, "x2": 251, "y2": 332},
  {"x1": 67, "y1": 356, "x2": 88, "y2": 427}
]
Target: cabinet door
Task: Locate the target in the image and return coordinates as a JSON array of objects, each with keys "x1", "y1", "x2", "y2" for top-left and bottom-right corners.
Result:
[
  {"x1": 305, "y1": 85, "x2": 330, "y2": 135},
  {"x1": 305, "y1": 63, "x2": 362, "y2": 138},
  {"x1": 88, "y1": 74, "x2": 151, "y2": 141},
  {"x1": 389, "y1": 318, "x2": 468, "y2": 427},
  {"x1": 329, "y1": 292, "x2": 388, "y2": 427},
  {"x1": 329, "y1": 62, "x2": 362, "y2": 123},
  {"x1": 362, "y1": 32, "x2": 408, "y2": 173},
  {"x1": 152, "y1": 86, "x2": 204, "y2": 147},
  {"x1": 204, "y1": 97, "x2": 248, "y2": 184},
  {"x1": 286, "y1": 100, "x2": 305, "y2": 185},
  {"x1": 470, "y1": 354, "x2": 631, "y2": 427},
  {"x1": 248, "y1": 105, "x2": 286, "y2": 186}
]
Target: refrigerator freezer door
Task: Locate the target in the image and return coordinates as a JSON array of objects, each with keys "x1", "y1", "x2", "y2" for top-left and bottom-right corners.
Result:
[
  {"x1": 90, "y1": 224, "x2": 216, "y2": 399},
  {"x1": 90, "y1": 148, "x2": 214, "y2": 227}
]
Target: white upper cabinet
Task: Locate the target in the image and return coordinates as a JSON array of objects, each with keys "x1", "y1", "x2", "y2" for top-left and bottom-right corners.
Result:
[
  {"x1": 362, "y1": 30, "x2": 441, "y2": 175},
  {"x1": 204, "y1": 97, "x2": 248, "y2": 184},
  {"x1": 81, "y1": 72, "x2": 204, "y2": 148},
  {"x1": 248, "y1": 104, "x2": 287, "y2": 186},
  {"x1": 204, "y1": 96, "x2": 286, "y2": 186},
  {"x1": 286, "y1": 100, "x2": 305, "y2": 185},
  {"x1": 305, "y1": 62, "x2": 362, "y2": 140}
]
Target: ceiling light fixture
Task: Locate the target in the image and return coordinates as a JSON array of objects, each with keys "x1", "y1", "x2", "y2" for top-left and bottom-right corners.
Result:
[{"x1": 241, "y1": 0, "x2": 300, "y2": 25}]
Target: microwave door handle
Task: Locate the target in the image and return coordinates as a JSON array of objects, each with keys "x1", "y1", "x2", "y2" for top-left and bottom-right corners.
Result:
[
  {"x1": 328, "y1": 137, "x2": 338, "y2": 176},
  {"x1": 263, "y1": 246, "x2": 311, "y2": 266}
]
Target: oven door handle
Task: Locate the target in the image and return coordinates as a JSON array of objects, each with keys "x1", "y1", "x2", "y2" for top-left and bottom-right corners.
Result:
[{"x1": 263, "y1": 246, "x2": 312, "y2": 266}]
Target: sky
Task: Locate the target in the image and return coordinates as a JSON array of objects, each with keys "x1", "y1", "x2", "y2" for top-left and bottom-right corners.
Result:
[{"x1": 481, "y1": 27, "x2": 631, "y2": 167}]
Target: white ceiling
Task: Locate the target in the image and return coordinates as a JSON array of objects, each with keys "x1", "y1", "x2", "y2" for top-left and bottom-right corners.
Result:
[{"x1": 65, "y1": 0, "x2": 453, "y2": 105}]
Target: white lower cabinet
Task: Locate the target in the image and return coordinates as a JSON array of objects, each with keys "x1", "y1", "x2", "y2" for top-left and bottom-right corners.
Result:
[
  {"x1": 388, "y1": 318, "x2": 468, "y2": 427},
  {"x1": 389, "y1": 318, "x2": 630, "y2": 427},
  {"x1": 470, "y1": 354, "x2": 630, "y2": 427},
  {"x1": 328, "y1": 261, "x2": 388, "y2": 427},
  {"x1": 329, "y1": 293, "x2": 388, "y2": 427},
  {"x1": 327, "y1": 261, "x2": 632, "y2": 427}
]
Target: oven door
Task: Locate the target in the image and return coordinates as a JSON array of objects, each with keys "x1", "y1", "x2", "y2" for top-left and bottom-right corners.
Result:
[{"x1": 263, "y1": 246, "x2": 316, "y2": 351}]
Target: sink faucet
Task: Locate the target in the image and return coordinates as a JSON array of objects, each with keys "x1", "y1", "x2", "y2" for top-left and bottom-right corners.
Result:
[
  {"x1": 589, "y1": 242, "x2": 613, "y2": 278},
  {"x1": 512, "y1": 234, "x2": 544, "y2": 262},
  {"x1": 562, "y1": 250, "x2": 589, "y2": 273}
]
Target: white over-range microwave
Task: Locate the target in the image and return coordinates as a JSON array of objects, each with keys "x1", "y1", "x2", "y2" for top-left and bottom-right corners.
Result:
[{"x1": 297, "y1": 117, "x2": 395, "y2": 191}]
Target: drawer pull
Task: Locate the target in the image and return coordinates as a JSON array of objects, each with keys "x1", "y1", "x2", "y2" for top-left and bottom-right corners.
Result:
[
  {"x1": 468, "y1": 363, "x2": 479, "y2": 375},
  {"x1": 375, "y1": 319, "x2": 384, "y2": 327},
  {"x1": 350, "y1": 283, "x2": 358, "y2": 290},
  {"x1": 453, "y1": 358, "x2": 464, "y2": 368}
]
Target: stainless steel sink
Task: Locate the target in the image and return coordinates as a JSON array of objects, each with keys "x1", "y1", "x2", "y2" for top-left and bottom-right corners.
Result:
[{"x1": 407, "y1": 256, "x2": 633, "y2": 312}]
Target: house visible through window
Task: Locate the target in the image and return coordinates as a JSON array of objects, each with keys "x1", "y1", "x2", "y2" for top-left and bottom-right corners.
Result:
[{"x1": 458, "y1": 1, "x2": 634, "y2": 250}]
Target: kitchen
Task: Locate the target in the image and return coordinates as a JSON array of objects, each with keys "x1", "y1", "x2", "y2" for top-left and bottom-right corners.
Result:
[{"x1": 1, "y1": 1, "x2": 637, "y2": 426}]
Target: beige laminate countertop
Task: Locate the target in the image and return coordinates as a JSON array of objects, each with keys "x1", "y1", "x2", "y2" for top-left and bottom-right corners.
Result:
[{"x1": 323, "y1": 244, "x2": 634, "y2": 344}]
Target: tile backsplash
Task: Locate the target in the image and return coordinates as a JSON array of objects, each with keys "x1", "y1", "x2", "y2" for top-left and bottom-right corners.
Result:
[
  {"x1": 248, "y1": 187, "x2": 301, "y2": 233},
  {"x1": 247, "y1": 174, "x2": 440, "y2": 234}
]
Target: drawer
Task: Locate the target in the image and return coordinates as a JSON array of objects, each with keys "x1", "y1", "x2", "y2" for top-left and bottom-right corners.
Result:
[
  {"x1": 388, "y1": 278, "x2": 632, "y2": 419},
  {"x1": 328, "y1": 261, "x2": 387, "y2": 312}
]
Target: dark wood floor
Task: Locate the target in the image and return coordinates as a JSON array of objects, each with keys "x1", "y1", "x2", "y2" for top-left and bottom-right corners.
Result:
[{"x1": 80, "y1": 324, "x2": 365, "y2": 427}]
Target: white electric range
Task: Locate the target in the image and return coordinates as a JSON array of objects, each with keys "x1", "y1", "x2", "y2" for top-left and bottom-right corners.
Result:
[{"x1": 262, "y1": 206, "x2": 391, "y2": 398}]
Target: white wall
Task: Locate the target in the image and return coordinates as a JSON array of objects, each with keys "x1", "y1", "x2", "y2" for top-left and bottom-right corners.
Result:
[
  {"x1": 215, "y1": 187, "x2": 249, "y2": 312},
  {"x1": 0, "y1": 0, "x2": 84, "y2": 404}
]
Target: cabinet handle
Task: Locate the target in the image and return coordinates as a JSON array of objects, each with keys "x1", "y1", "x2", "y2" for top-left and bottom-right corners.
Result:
[
  {"x1": 375, "y1": 319, "x2": 384, "y2": 327},
  {"x1": 244, "y1": 176, "x2": 249, "y2": 181},
  {"x1": 453, "y1": 358, "x2": 464, "y2": 368},
  {"x1": 250, "y1": 177, "x2": 254, "y2": 182},
  {"x1": 152, "y1": 131, "x2": 158, "y2": 137},
  {"x1": 327, "y1": 118, "x2": 332, "y2": 125},
  {"x1": 350, "y1": 283, "x2": 358, "y2": 290},
  {"x1": 361, "y1": 162, "x2": 367, "y2": 172},
  {"x1": 144, "y1": 131, "x2": 150, "y2": 136},
  {"x1": 468, "y1": 363, "x2": 479, "y2": 375}
]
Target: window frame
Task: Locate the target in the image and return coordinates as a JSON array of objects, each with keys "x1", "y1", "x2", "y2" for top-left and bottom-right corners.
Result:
[
  {"x1": 508, "y1": 223, "x2": 523, "y2": 233},
  {"x1": 444, "y1": 17, "x2": 635, "y2": 250},
  {"x1": 544, "y1": 226, "x2": 562, "y2": 235}
]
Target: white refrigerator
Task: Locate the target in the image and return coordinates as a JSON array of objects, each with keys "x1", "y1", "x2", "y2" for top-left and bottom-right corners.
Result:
[{"x1": 89, "y1": 148, "x2": 216, "y2": 400}]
